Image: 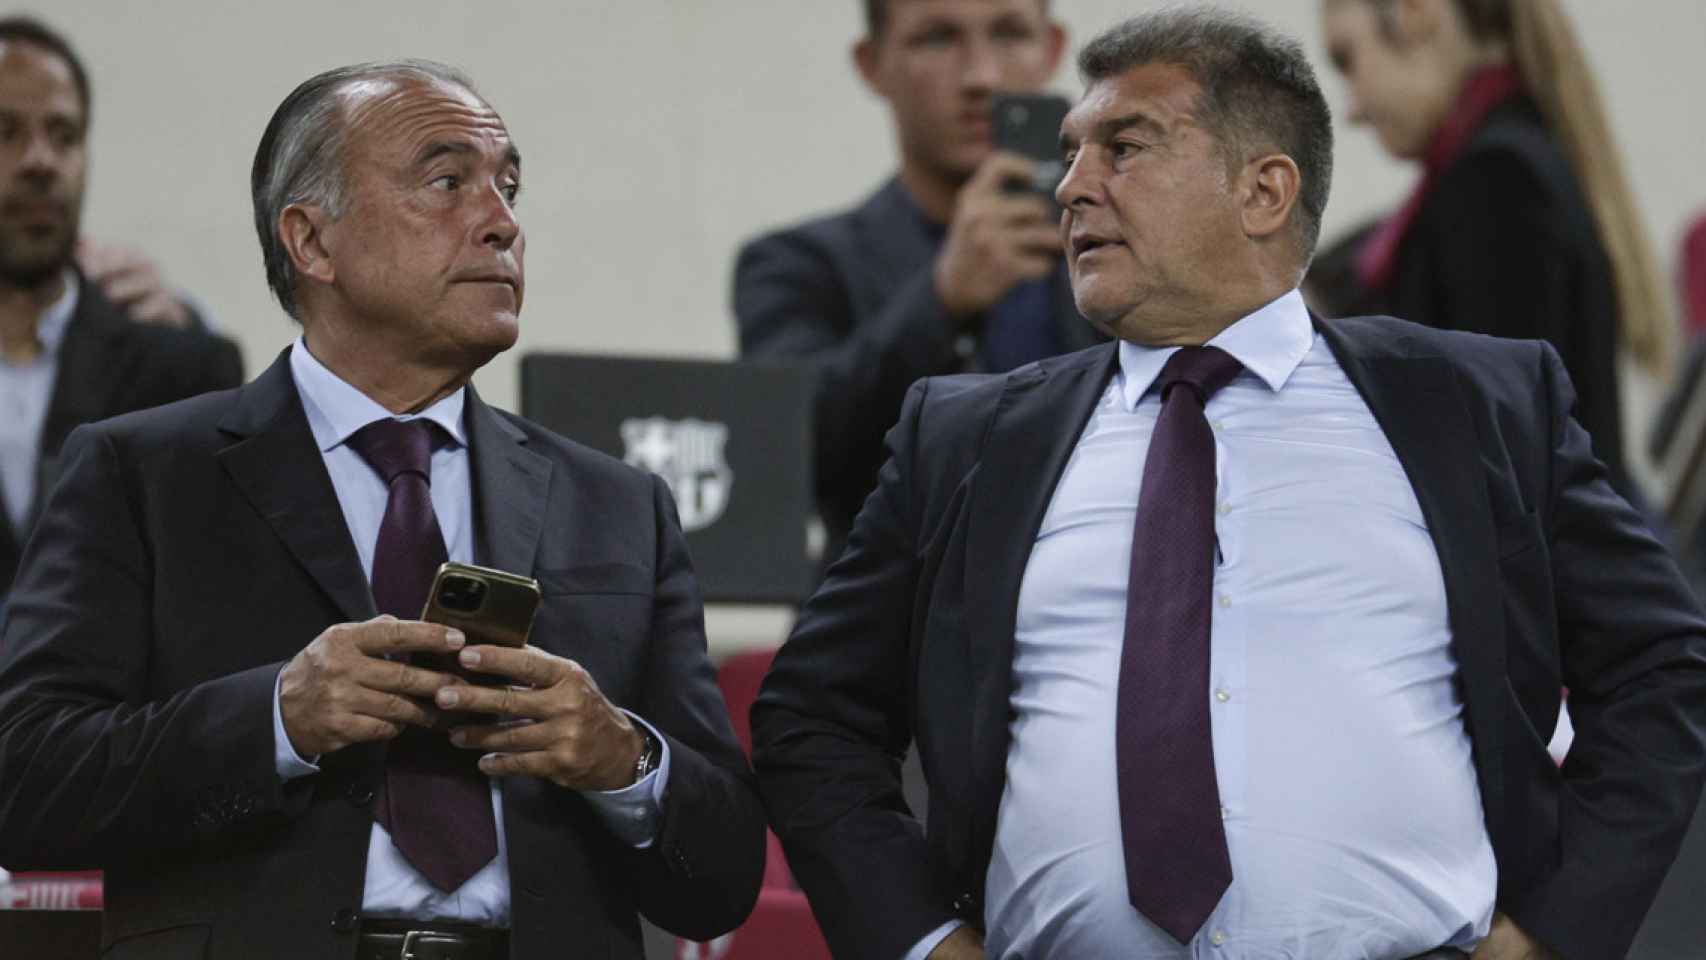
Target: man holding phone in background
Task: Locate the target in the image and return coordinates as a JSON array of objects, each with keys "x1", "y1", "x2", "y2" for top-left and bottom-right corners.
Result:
[
  {"x1": 735, "y1": 0, "x2": 1104, "y2": 567},
  {"x1": 0, "y1": 60, "x2": 763, "y2": 958}
]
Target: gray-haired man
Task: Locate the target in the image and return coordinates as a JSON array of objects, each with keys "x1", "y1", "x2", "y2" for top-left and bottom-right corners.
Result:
[{"x1": 0, "y1": 60, "x2": 763, "y2": 958}]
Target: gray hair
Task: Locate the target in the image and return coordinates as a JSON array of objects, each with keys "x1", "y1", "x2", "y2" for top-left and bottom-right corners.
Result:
[
  {"x1": 250, "y1": 59, "x2": 483, "y2": 319},
  {"x1": 1078, "y1": 7, "x2": 1334, "y2": 258}
]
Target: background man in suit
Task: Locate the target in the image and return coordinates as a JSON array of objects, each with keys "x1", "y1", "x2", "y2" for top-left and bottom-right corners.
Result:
[
  {"x1": 734, "y1": 0, "x2": 1102, "y2": 567},
  {"x1": 0, "y1": 16, "x2": 242, "y2": 595},
  {"x1": 752, "y1": 9, "x2": 1706, "y2": 960},
  {"x1": 0, "y1": 60, "x2": 763, "y2": 957}
]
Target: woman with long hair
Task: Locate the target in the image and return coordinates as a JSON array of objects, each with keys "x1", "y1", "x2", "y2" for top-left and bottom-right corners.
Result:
[{"x1": 1320, "y1": 0, "x2": 1672, "y2": 499}]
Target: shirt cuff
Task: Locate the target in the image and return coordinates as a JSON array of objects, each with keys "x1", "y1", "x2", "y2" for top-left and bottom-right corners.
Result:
[
  {"x1": 903, "y1": 920, "x2": 965, "y2": 960},
  {"x1": 578, "y1": 712, "x2": 670, "y2": 849},
  {"x1": 272, "y1": 667, "x2": 321, "y2": 780}
]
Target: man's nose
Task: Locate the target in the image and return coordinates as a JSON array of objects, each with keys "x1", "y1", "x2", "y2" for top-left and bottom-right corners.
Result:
[
  {"x1": 17, "y1": 129, "x2": 62, "y2": 177},
  {"x1": 479, "y1": 186, "x2": 519, "y2": 250},
  {"x1": 962, "y1": 37, "x2": 1003, "y2": 91},
  {"x1": 1055, "y1": 151, "x2": 1099, "y2": 209}
]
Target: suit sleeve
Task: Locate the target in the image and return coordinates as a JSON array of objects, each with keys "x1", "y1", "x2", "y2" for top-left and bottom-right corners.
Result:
[
  {"x1": 752, "y1": 379, "x2": 958, "y2": 960},
  {"x1": 1508, "y1": 344, "x2": 1706, "y2": 959},
  {"x1": 621, "y1": 474, "x2": 766, "y2": 940},
  {"x1": 0, "y1": 424, "x2": 308, "y2": 870},
  {"x1": 734, "y1": 230, "x2": 964, "y2": 488}
]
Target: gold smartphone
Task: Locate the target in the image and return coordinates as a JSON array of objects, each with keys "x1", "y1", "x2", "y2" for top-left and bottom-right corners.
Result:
[{"x1": 420, "y1": 562, "x2": 542, "y2": 691}]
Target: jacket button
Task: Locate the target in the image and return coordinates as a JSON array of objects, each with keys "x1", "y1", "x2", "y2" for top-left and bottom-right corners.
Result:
[
  {"x1": 346, "y1": 782, "x2": 375, "y2": 806},
  {"x1": 332, "y1": 908, "x2": 359, "y2": 934}
]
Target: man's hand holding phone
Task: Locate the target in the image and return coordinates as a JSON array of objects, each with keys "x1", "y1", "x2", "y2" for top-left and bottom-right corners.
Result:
[
  {"x1": 934, "y1": 151, "x2": 1064, "y2": 320},
  {"x1": 277, "y1": 616, "x2": 464, "y2": 757},
  {"x1": 438, "y1": 646, "x2": 647, "y2": 792}
]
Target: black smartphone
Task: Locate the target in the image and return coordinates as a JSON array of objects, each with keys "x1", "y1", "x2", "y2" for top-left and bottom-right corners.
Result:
[
  {"x1": 992, "y1": 92, "x2": 1072, "y2": 200},
  {"x1": 419, "y1": 562, "x2": 542, "y2": 696}
]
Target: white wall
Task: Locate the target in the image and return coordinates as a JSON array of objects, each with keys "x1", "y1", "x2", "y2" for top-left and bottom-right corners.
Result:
[{"x1": 36, "y1": 0, "x2": 1706, "y2": 410}]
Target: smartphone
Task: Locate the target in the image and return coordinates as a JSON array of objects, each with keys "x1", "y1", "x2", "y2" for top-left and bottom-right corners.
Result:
[
  {"x1": 419, "y1": 561, "x2": 542, "y2": 692},
  {"x1": 992, "y1": 92, "x2": 1072, "y2": 200}
]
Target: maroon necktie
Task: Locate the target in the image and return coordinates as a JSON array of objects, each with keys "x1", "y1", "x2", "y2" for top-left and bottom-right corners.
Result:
[
  {"x1": 346, "y1": 418, "x2": 497, "y2": 893},
  {"x1": 1117, "y1": 346, "x2": 1243, "y2": 942}
]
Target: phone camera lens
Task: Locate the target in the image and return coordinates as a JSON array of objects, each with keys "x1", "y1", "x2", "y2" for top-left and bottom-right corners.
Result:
[{"x1": 439, "y1": 575, "x2": 488, "y2": 613}]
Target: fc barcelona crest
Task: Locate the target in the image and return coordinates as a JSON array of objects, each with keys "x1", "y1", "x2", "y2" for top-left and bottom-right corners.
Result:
[{"x1": 620, "y1": 417, "x2": 734, "y2": 532}]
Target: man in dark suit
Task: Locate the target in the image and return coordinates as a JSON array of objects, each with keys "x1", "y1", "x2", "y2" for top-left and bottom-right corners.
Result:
[
  {"x1": 0, "y1": 17, "x2": 242, "y2": 594},
  {"x1": 0, "y1": 59, "x2": 763, "y2": 958},
  {"x1": 734, "y1": 0, "x2": 1102, "y2": 564},
  {"x1": 752, "y1": 10, "x2": 1706, "y2": 960}
]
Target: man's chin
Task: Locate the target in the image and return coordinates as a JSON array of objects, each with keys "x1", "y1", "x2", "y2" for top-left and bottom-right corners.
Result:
[{"x1": 0, "y1": 238, "x2": 74, "y2": 289}]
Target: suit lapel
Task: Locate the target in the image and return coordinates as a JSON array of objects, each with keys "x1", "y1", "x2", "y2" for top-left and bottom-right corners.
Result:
[
  {"x1": 464, "y1": 388, "x2": 551, "y2": 575},
  {"x1": 35, "y1": 278, "x2": 127, "y2": 524},
  {"x1": 963, "y1": 344, "x2": 1119, "y2": 840},
  {"x1": 1316, "y1": 318, "x2": 1507, "y2": 832},
  {"x1": 216, "y1": 350, "x2": 377, "y2": 623}
]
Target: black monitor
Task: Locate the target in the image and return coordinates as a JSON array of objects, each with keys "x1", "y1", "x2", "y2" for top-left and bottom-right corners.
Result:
[{"x1": 519, "y1": 353, "x2": 816, "y2": 604}]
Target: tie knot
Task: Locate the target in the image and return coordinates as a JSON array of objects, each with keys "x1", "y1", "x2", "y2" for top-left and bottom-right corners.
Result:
[
  {"x1": 347, "y1": 418, "x2": 446, "y2": 484},
  {"x1": 1156, "y1": 346, "x2": 1244, "y2": 406}
]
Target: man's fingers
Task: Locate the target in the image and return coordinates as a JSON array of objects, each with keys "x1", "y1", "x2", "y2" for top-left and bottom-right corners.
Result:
[
  {"x1": 454, "y1": 644, "x2": 566, "y2": 688},
  {"x1": 98, "y1": 265, "x2": 161, "y2": 304},
  {"x1": 349, "y1": 617, "x2": 465, "y2": 657},
  {"x1": 475, "y1": 749, "x2": 553, "y2": 780},
  {"x1": 342, "y1": 686, "x2": 439, "y2": 729},
  {"x1": 450, "y1": 718, "x2": 551, "y2": 753},
  {"x1": 966, "y1": 151, "x2": 1039, "y2": 194},
  {"x1": 983, "y1": 193, "x2": 1055, "y2": 226},
  {"x1": 1015, "y1": 225, "x2": 1064, "y2": 253},
  {"x1": 436, "y1": 679, "x2": 544, "y2": 719},
  {"x1": 351, "y1": 655, "x2": 458, "y2": 699}
]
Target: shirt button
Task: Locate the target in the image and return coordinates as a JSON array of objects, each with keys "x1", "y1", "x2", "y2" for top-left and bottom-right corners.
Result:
[
  {"x1": 1217, "y1": 502, "x2": 1231, "y2": 516},
  {"x1": 1211, "y1": 930, "x2": 1228, "y2": 946},
  {"x1": 1211, "y1": 420, "x2": 1225, "y2": 431},
  {"x1": 1215, "y1": 689, "x2": 1231, "y2": 703},
  {"x1": 1220, "y1": 805, "x2": 1230, "y2": 819},
  {"x1": 1218, "y1": 594, "x2": 1231, "y2": 608}
]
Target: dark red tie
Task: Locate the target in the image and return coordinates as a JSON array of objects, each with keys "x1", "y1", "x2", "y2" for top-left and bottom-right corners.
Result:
[
  {"x1": 346, "y1": 418, "x2": 497, "y2": 893},
  {"x1": 1117, "y1": 346, "x2": 1243, "y2": 942}
]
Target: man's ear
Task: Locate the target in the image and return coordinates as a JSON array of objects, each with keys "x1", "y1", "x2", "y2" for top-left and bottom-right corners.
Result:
[
  {"x1": 853, "y1": 35, "x2": 886, "y2": 97},
  {"x1": 1240, "y1": 153, "x2": 1302, "y2": 242},
  {"x1": 1042, "y1": 21, "x2": 1068, "y2": 76},
  {"x1": 279, "y1": 203, "x2": 336, "y2": 288}
]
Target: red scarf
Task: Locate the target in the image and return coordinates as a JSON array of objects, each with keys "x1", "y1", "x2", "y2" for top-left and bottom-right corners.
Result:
[{"x1": 1356, "y1": 64, "x2": 1525, "y2": 292}]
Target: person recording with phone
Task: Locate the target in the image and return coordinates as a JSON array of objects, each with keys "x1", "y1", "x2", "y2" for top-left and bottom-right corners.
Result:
[
  {"x1": 734, "y1": 0, "x2": 1105, "y2": 568},
  {"x1": 0, "y1": 60, "x2": 763, "y2": 958}
]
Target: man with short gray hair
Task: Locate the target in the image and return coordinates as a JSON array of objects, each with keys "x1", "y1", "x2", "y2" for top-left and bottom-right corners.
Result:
[
  {"x1": 0, "y1": 60, "x2": 764, "y2": 958},
  {"x1": 753, "y1": 9, "x2": 1706, "y2": 960}
]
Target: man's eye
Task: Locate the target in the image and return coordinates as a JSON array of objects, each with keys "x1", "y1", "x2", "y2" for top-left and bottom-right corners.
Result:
[
  {"x1": 502, "y1": 183, "x2": 521, "y2": 205},
  {"x1": 1113, "y1": 141, "x2": 1145, "y2": 159},
  {"x1": 910, "y1": 27, "x2": 959, "y2": 48},
  {"x1": 432, "y1": 174, "x2": 460, "y2": 190},
  {"x1": 1062, "y1": 149, "x2": 1078, "y2": 166}
]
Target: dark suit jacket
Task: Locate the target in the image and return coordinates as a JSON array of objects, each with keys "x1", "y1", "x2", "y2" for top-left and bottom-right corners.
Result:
[
  {"x1": 752, "y1": 317, "x2": 1706, "y2": 960},
  {"x1": 0, "y1": 274, "x2": 243, "y2": 593},
  {"x1": 1384, "y1": 98, "x2": 1630, "y2": 499},
  {"x1": 0, "y1": 351, "x2": 765, "y2": 958},
  {"x1": 734, "y1": 178, "x2": 1104, "y2": 561}
]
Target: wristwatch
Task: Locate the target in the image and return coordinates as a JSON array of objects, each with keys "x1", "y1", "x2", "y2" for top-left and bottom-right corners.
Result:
[{"x1": 632, "y1": 726, "x2": 662, "y2": 783}]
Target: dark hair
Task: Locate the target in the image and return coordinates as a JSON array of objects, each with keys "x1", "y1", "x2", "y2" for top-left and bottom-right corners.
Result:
[
  {"x1": 1079, "y1": 7, "x2": 1334, "y2": 257},
  {"x1": 250, "y1": 60, "x2": 480, "y2": 319},
  {"x1": 0, "y1": 16, "x2": 91, "y2": 127},
  {"x1": 863, "y1": 0, "x2": 1050, "y2": 39}
]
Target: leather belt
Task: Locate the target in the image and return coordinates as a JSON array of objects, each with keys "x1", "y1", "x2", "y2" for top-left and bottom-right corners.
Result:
[{"x1": 355, "y1": 918, "x2": 510, "y2": 960}]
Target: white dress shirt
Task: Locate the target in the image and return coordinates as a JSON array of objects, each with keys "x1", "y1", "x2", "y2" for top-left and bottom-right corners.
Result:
[
  {"x1": 270, "y1": 338, "x2": 668, "y2": 926},
  {"x1": 0, "y1": 269, "x2": 77, "y2": 536},
  {"x1": 912, "y1": 290, "x2": 1497, "y2": 960}
]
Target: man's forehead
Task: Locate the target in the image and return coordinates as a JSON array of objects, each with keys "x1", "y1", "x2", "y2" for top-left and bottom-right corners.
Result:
[
  {"x1": 1063, "y1": 62, "x2": 1202, "y2": 136},
  {"x1": 340, "y1": 76, "x2": 512, "y2": 158},
  {"x1": 0, "y1": 40, "x2": 81, "y2": 101},
  {"x1": 887, "y1": 0, "x2": 1046, "y2": 27}
]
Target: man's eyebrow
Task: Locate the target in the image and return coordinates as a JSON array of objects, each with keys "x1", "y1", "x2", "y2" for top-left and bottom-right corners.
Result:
[
  {"x1": 1061, "y1": 111, "x2": 1169, "y2": 152},
  {"x1": 412, "y1": 140, "x2": 522, "y2": 173}
]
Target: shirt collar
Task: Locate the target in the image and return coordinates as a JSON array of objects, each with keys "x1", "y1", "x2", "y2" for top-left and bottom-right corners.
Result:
[
  {"x1": 1114, "y1": 289, "x2": 1313, "y2": 412},
  {"x1": 288, "y1": 337, "x2": 467, "y2": 454},
  {"x1": 35, "y1": 268, "x2": 80, "y2": 356}
]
